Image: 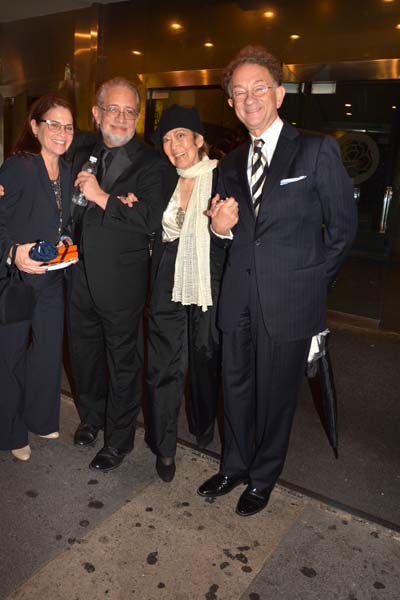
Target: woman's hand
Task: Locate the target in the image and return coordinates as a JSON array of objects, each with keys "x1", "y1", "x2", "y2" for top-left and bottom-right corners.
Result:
[
  {"x1": 0, "y1": 185, "x2": 4, "y2": 197},
  {"x1": 74, "y1": 172, "x2": 110, "y2": 210},
  {"x1": 117, "y1": 192, "x2": 139, "y2": 208},
  {"x1": 208, "y1": 194, "x2": 239, "y2": 236},
  {"x1": 14, "y1": 243, "x2": 47, "y2": 275}
]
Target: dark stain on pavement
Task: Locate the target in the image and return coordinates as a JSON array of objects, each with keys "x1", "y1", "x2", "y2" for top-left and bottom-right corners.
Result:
[
  {"x1": 88, "y1": 500, "x2": 104, "y2": 509},
  {"x1": 242, "y1": 566, "x2": 252, "y2": 573},
  {"x1": 83, "y1": 562, "x2": 95, "y2": 573},
  {"x1": 25, "y1": 490, "x2": 38, "y2": 498},
  {"x1": 80, "y1": 520, "x2": 90, "y2": 527},
  {"x1": 301, "y1": 567, "x2": 317, "y2": 578},
  {"x1": 205, "y1": 584, "x2": 219, "y2": 599},
  {"x1": 373, "y1": 582, "x2": 386, "y2": 589},
  {"x1": 88, "y1": 479, "x2": 98, "y2": 485},
  {"x1": 147, "y1": 552, "x2": 158, "y2": 565}
]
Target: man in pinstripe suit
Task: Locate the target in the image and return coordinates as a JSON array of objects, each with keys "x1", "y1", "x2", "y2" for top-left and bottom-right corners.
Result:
[{"x1": 198, "y1": 46, "x2": 357, "y2": 516}]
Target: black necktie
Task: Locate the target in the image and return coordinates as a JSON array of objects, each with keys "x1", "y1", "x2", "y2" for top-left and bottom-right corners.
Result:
[
  {"x1": 251, "y1": 139, "x2": 268, "y2": 215},
  {"x1": 98, "y1": 148, "x2": 113, "y2": 185}
]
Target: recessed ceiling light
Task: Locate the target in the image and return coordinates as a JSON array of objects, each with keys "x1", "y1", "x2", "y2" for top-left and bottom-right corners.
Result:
[
  {"x1": 345, "y1": 103, "x2": 352, "y2": 107},
  {"x1": 290, "y1": 34, "x2": 300, "y2": 40},
  {"x1": 291, "y1": 122, "x2": 297, "y2": 125},
  {"x1": 392, "y1": 105, "x2": 397, "y2": 109},
  {"x1": 131, "y1": 50, "x2": 143, "y2": 56},
  {"x1": 263, "y1": 11, "x2": 275, "y2": 18},
  {"x1": 204, "y1": 42, "x2": 214, "y2": 47},
  {"x1": 346, "y1": 112, "x2": 352, "y2": 116},
  {"x1": 171, "y1": 22, "x2": 183, "y2": 30},
  {"x1": 396, "y1": 23, "x2": 400, "y2": 29}
]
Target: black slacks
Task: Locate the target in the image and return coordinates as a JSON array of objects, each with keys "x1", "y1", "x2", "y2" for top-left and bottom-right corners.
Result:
[
  {"x1": 0, "y1": 272, "x2": 64, "y2": 450},
  {"x1": 67, "y1": 261, "x2": 144, "y2": 451},
  {"x1": 147, "y1": 242, "x2": 220, "y2": 457},
  {"x1": 221, "y1": 270, "x2": 311, "y2": 490}
]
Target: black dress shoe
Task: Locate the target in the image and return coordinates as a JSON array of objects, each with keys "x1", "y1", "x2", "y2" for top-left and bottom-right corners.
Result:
[
  {"x1": 197, "y1": 472, "x2": 247, "y2": 497},
  {"x1": 156, "y1": 456, "x2": 176, "y2": 482},
  {"x1": 89, "y1": 446, "x2": 129, "y2": 472},
  {"x1": 74, "y1": 423, "x2": 99, "y2": 447},
  {"x1": 235, "y1": 485, "x2": 273, "y2": 517}
]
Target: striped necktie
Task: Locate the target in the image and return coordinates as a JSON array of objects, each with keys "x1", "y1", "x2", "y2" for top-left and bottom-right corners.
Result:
[{"x1": 251, "y1": 138, "x2": 268, "y2": 214}]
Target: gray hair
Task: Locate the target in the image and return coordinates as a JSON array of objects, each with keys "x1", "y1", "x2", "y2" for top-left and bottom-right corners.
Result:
[
  {"x1": 222, "y1": 45, "x2": 283, "y2": 97},
  {"x1": 95, "y1": 77, "x2": 141, "y2": 112}
]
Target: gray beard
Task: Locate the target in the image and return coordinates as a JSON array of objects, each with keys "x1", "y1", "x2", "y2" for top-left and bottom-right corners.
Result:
[{"x1": 102, "y1": 129, "x2": 134, "y2": 148}]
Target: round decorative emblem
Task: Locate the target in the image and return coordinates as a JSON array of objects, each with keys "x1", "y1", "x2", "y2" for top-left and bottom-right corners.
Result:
[{"x1": 338, "y1": 132, "x2": 379, "y2": 185}]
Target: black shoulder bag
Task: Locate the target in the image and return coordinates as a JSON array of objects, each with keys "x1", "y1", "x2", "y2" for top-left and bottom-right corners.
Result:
[{"x1": 0, "y1": 245, "x2": 36, "y2": 325}]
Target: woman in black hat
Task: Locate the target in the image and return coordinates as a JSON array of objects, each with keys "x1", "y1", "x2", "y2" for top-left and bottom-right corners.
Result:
[{"x1": 146, "y1": 104, "x2": 232, "y2": 481}]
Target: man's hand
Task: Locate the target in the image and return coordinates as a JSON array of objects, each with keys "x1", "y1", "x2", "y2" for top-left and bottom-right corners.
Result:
[
  {"x1": 117, "y1": 192, "x2": 139, "y2": 208},
  {"x1": 208, "y1": 194, "x2": 239, "y2": 236},
  {"x1": 74, "y1": 172, "x2": 110, "y2": 210},
  {"x1": 14, "y1": 243, "x2": 47, "y2": 275}
]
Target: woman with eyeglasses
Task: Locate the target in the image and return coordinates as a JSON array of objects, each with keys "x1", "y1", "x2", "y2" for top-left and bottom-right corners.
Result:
[{"x1": 0, "y1": 93, "x2": 75, "y2": 461}]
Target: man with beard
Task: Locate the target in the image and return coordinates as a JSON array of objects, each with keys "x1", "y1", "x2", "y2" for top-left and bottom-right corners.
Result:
[{"x1": 68, "y1": 78, "x2": 165, "y2": 471}]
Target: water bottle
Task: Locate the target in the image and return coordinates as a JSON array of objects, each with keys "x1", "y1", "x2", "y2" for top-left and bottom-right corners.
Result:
[{"x1": 71, "y1": 155, "x2": 98, "y2": 207}]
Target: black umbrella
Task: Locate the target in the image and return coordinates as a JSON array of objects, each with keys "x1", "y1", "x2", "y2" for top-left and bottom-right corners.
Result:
[{"x1": 307, "y1": 330, "x2": 338, "y2": 458}]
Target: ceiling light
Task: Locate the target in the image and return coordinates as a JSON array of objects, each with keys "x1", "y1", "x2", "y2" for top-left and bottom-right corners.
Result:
[
  {"x1": 131, "y1": 50, "x2": 143, "y2": 56},
  {"x1": 204, "y1": 42, "x2": 214, "y2": 47},
  {"x1": 263, "y1": 11, "x2": 275, "y2": 18},
  {"x1": 396, "y1": 24, "x2": 400, "y2": 29},
  {"x1": 290, "y1": 34, "x2": 300, "y2": 40},
  {"x1": 345, "y1": 103, "x2": 352, "y2": 107},
  {"x1": 171, "y1": 22, "x2": 182, "y2": 30},
  {"x1": 346, "y1": 112, "x2": 352, "y2": 116},
  {"x1": 392, "y1": 105, "x2": 397, "y2": 109}
]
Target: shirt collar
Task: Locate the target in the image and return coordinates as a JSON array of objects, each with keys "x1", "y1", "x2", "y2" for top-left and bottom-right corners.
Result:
[{"x1": 250, "y1": 116, "x2": 283, "y2": 146}]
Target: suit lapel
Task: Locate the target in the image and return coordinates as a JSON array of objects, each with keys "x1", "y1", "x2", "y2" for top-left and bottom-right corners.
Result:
[
  {"x1": 256, "y1": 123, "x2": 299, "y2": 228},
  {"x1": 234, "y1": 140, "x2": 254, "y2": 220},
  {"x1": 101, "y1": 136, "x2": 142, "y2": 192},
  {"x1": 36, "y1": 154, "x2": 59, "y2": 218}
]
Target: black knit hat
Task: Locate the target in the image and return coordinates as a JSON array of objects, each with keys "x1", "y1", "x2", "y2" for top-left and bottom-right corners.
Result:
[{"x1": 153, "y1": 104, "x2": 204, "y2": 149}]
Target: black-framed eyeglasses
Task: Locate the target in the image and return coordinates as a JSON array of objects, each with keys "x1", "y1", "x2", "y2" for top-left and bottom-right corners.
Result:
[
  {"x1": 39, "y1": 119, "x2": 74, "y2": 134},
  {"x1": 98, "y1": 105, "x2": 139, "y2": 120},
  {"x1": 231, "y1": 85, "x2": 277, "y2": 102}
]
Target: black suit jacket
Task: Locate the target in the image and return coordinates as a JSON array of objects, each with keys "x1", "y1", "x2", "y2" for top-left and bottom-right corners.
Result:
[
  {"x1": 216, "y1": 122, "x2": 358, "y2": 341},
  {"x1": 71, "y1": 135, "x2": 165, "y2": 311},
  {"x1": 0, "y1": 153, "x2": 71, "y2": 282}
]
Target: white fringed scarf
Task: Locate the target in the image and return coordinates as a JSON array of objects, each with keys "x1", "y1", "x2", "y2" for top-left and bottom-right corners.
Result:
[{"x1": 172, "y1": 156, "x2": 218, "y2": 312}]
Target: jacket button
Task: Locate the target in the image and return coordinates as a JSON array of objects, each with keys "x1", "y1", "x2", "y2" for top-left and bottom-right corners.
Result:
[{"x1": 255, "y1": 238, "x2": 261, "y2": 246}]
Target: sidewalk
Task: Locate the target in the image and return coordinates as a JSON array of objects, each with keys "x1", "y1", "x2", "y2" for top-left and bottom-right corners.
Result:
[{"x1": 1, "y1": 395, "x2": 399, "y2": 600}]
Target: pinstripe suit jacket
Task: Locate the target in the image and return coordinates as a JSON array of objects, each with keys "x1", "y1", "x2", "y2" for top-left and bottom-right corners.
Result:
[{"x1": 216, "y1": 121, "x2": 357, "y2": 342}]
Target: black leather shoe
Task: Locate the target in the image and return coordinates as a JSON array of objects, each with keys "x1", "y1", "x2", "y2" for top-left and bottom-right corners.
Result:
[
  {"x1": 197, "y1": 472, "x2": 247, "y2": 497},
  {"x1": 156, "y1": 456, "x2": 176, "y2": 482},
  {"x1": 89, "y1": 446, "x2": 129, "y2": 472},
  {"x1": 235, "y1": 485, "x2": 273, "y2": 517},
  {"x1": 74, "y1": 423, "x2": 99, "y2": 447}
]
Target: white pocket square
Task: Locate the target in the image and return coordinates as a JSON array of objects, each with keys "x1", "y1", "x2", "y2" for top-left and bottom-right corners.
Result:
[{"x1": 280, "y1": 175, "x2": 307, "y2": 186}]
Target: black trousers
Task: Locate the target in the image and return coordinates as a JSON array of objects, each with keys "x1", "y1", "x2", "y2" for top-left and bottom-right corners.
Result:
[
  {"x1": 0, "y1": 273, "x2": 64, "y2": 450},
  {"x1": 147, "y1": 242, "x2": 220, "y2": 457},
  {"x1": 221, "y1": 270, "x2": 311, "y2": 490},
  {"x1": 67, "y1": 261, "x2": 144, "y2": 451}
]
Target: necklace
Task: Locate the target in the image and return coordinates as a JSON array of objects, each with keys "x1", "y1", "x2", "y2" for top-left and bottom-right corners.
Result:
[
  {"x1": 50, "y1": 175, "x2": 63, "y2": 240},
  {"x1": 175, "y1": 206, "x2": 185, "y2": 229}
]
